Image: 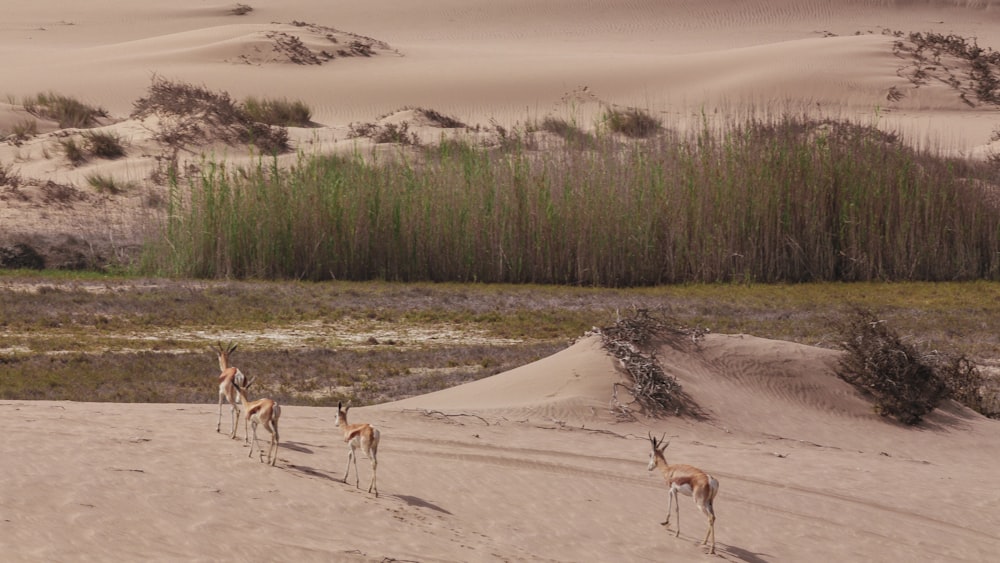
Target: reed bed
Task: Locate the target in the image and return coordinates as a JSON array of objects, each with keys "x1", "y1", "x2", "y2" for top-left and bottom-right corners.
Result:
[{"x1": 143, "y1": 115, "x2": 1000, "y2": 286}]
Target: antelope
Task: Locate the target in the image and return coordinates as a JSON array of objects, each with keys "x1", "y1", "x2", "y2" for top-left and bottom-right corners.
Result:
[
  {"x1": 215, "y1": 341, "x2": 248, "y2": 438},
  {"x1": 647, "y1": 432, "x2": 720, "y2": 554},
  {"x1": 234, "y1": 377, "x2": 281, "y2": 466},
  {"x1": 335, "y1": 401, "x2": 380, "y2": 497}
]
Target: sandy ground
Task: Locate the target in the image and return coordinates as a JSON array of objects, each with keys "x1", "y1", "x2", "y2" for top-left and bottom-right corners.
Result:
[
  {"x1": 3, "y1": 334, "x2": 999, "y2": 562},
  {"x1": 3, "y1": 2, "x2": 1000, "y2": 561}
]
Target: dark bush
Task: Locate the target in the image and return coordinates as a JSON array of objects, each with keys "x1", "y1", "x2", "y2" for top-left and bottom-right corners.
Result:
[
  {"x1": 0, "y1": 243, "x2": 45, "y2": 269},
  {"x1": 604, "y1": 107, "x2": 661, "y2": 138},
  {"x1": 837, "y1": 308, "x2": 949, "y2": 425}
]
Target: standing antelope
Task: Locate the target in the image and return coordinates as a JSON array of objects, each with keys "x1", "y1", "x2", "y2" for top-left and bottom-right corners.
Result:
[
  {"x1": 215, "y1": 341, "x2": 248, "y2": 438},
  {"x1": 234, "y1": 377, "x2": 281, "y2": 466},
  {"x1": 647, "y1": 432, "x2": 720, "y2": 554},
  {"x1": 335, "y1": 401, "x2": 380, "y2": 497}
]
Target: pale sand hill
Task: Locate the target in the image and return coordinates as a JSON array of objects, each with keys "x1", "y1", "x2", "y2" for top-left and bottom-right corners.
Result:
[{"x1": 3, "y1": 335, "x2": 998, "y2": 561}]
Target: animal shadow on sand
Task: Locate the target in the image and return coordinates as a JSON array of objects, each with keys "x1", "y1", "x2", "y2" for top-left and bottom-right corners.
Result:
[
  {"x1": 393, "y1": 495, "x2": 452, "y2": 515},
  {"x1": 716, "y1": 544, "x2": 770, "y2": 563},
  {"x1": 279, "y1": 440, "x2": 316, "y2": 454},
  {"x1": 286, "y1": 463, "x2": 340, "y2": 482}
]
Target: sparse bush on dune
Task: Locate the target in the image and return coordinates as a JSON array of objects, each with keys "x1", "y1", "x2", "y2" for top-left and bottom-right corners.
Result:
[
  {"x1": 836, "y1": 308, "x2": 988, "y2": 424},
  {"x1": 347, "y1": 120, "x2": 420, "y2": 145},
  {"x1": 23, "y1": 91, "x2": 107, "y2": 129},
  {"x1": 539, "y1": 116, "x2": 596, "y2": 148},
  {"x1": 83, "y1": 130, "x2": 126, "y2": 159},
  {"x1": 9, "y1": 119, "x2": 38, "y2": 141},
  {"x1": 131, "y1": 76, "x2": 290, "y2": 154},
  {"x1": 60, "y1": 138, "x2": 87, "y2": 166},
  {"x1": 241, "y1": 96, "x2": 312, "y2": 127},
  {"x1": 604, "y1": 106, "x2": 661, "y2": 138}
]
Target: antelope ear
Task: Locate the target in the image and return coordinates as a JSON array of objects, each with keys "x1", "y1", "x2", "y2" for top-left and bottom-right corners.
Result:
[{"x1": 228, "y1": 343, "x2": 238, "y2": 354}]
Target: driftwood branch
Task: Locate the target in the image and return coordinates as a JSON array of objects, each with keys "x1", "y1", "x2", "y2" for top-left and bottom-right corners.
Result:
[{"x1": 403, "y1": 408, "x2": 491, "y2": 426}]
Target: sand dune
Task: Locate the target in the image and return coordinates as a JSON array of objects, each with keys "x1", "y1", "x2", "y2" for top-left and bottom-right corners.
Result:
[
  {"x1": 3, "y1": 334, "x2": 999, "y2": 561},
  {"x1": 3, "y1": 1, "x2": 1000, "y2": 560}
]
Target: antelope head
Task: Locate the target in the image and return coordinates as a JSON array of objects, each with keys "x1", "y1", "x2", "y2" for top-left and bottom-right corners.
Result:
[
  {"x1": 215, "y1": 341, "x2": 238, "y2": 370},
  {"x1": 648, "y1": 432, "x2": 669, "y2": 471}
]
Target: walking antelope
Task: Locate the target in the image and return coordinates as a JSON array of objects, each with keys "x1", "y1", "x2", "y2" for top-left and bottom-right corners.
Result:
[
  {"x1": 335, "y1": 401, "x2": 380, "y2": 497},
  {"x1": 234, "y1": 377, "x2": 281, "y2": 466},
  {"x1": 647, "y1": 432, "x2": 720, "y2": 554},
  {"x1": 215, "y1": 341, "x2": 248, "y2": 438}
]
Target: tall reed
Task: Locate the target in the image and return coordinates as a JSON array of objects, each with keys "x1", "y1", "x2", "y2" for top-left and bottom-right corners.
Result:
[{"x1": 142, "y1": 115, "x2": 1000, "y2": 286}]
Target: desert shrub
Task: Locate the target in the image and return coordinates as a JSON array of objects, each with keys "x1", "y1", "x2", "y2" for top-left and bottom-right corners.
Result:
[
  {"x1": 347, "y1": 121, "x2": 419, "y2": 145},
  {"x1": 24, "y1": 92, "x2": 106, "y2": 129},
  {"x1": 836, "y1": 308, "x2": 950, "y2": 424},
  {"x1": 415, "y1": 108, "x2": 465, "y2": 128},
  {"x1": 540, "y1": 116, "x2": 595, "y2": 147},
  {"x1": 131, "y1": 76, "x2": 289, "y2": 153},
  {"x1": 242, "y1": 97, "x2": 312, "y2": 127},
  {"x1": 83, "y1": 131, "x2": 126, "y2": 159},
  {"x1": 61, "y1": 138, "x2": 87, "y2": 166},
  {"x1": 0, "y1": 162, "x2": 22, "y2": 187},
  {"x1": 0, "y1": 243, "x2": 45, "y2": 269},
  {"x1": 604, "y1": 107, "x2": 661, "y2": 138},
  {"x1": 230, "y1": 3, "x2": 253, "y2": 15}
]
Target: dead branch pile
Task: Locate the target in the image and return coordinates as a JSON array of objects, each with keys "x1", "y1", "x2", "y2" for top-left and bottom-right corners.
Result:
[{"x1": 596, "y1": 308, "x2": 706, "y2": 419}]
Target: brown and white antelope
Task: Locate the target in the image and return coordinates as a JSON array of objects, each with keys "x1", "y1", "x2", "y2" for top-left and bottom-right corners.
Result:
[
  {"x1": 335, "y1": 401, "x2": 380, "y2": 497},
  {"x1": 647, "y1": 432, "x2": 720, "y2": 554},
  {"x1": 215, "y1": 341, "x2": 248, "y2": 439},
  {"x1": 234, "y1": 377, "x2": 281, "y2": 466}
]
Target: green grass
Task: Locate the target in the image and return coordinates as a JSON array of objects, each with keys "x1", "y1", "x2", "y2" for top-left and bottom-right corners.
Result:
[
  {"x1": 86, "y1": 173, "x2": 135, "y2": 194},
  {"x1": 1, "y1": 275, "x2": 999, "y2": 408}
]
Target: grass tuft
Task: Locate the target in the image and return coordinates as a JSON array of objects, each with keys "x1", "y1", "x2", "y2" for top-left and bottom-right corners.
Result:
[
  {"x1": 242, "y1": 96, "x2": 313, "y2": 127},
  {"x1": 24, "y1": 92, "x2": 107, "y2": 129},
  {"x1": 84, "y1": 131, "x2": 126, "y2": 159}
]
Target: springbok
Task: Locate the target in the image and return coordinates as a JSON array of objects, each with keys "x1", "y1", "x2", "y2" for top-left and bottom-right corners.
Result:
[
  {"x1": 335, "y1": 401, "x2": 380, "y2": 497},
  {"x1": 234, "y1": 377, "x2": 281, "y2": 466},
  {"x1": 215, "y1": 341, "x2": 247, "y2": 438},
  {"x1": 647, "y1": 432, "x2": 720, "y2": 554}
]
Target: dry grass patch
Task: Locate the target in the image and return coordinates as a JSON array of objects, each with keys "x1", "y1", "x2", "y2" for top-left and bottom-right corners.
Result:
[
  {"x1": 242, "y1": 97, "x2": 312, "y2": 127},
  {"x1": 23, "y1": 92, "x2": 107, "y2": 129},
  {"x1": 131, "y1": 76, "x2": 289, "y2": 154}
]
